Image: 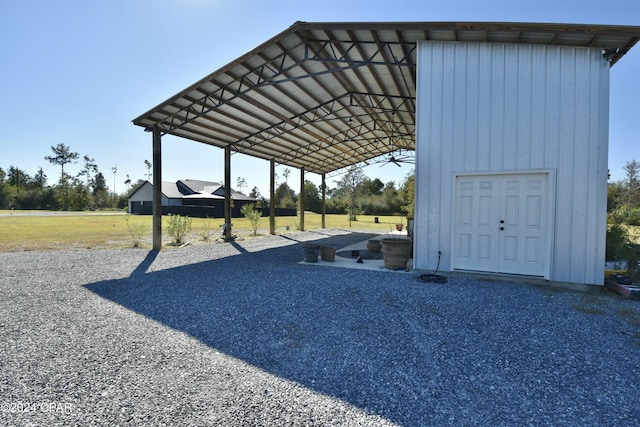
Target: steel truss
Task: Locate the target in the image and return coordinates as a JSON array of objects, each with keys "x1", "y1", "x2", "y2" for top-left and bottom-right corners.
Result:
[
  {"x1": 230, "y1": 91, "x2": 415, "y2": 156},
  {"x1": 151, "y1": 35, "x2": 416, "y2": 136}
]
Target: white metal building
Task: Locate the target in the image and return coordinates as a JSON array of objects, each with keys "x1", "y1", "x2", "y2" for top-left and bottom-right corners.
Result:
[{"x1": 414, "y1": 41, "x2": 611, "y2": 285}]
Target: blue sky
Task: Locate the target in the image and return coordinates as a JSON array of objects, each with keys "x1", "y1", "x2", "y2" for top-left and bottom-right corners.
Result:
[{"x1": 1, "y1": 0, "x2": 639, "y2": 196}]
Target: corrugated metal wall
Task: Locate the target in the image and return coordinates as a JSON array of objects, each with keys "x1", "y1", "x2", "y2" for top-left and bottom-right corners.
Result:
[{"x1": 415, "y1": 41, "x2": 610, "y2": 285}]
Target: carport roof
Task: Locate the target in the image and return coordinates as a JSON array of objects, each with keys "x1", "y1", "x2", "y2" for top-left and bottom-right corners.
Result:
[{"x1": 132, "y1": 21, "x2": 640, "y2": 176}]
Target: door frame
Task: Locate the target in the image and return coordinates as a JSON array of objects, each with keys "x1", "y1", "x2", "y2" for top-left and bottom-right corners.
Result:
[{"x1": 450, "y1": 169, "x2": 555, "y2": 279}]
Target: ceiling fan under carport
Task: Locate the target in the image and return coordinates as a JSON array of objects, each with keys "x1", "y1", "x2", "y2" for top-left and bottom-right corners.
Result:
[{"x1": 379, "y1": 151, "x2": 415, "y2": 167}]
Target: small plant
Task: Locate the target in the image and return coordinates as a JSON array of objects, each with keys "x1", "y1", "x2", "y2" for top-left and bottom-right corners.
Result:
[
  {"x1": 199, "y1": 217, "x2": 213, "y2": 242},
  {"x1": 167, "y1": 214, "x2": 192, "y2": 245},
  {"x1": 240, "y1": 203, "x2": 261, "y2": 236},
  {"x1": 124, "y1": 215, "x2": 147, "y2": 248}
]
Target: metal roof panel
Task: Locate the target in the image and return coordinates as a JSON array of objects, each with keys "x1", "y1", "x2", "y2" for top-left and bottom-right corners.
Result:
[{"x1": 133, "y1": 21, "x2": 640, "y2": 175}]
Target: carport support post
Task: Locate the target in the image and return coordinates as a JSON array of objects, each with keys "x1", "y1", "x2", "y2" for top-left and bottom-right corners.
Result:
[
  {"x1": 269, "y1": 159, "x2": 275, "y2": 235},
  {"x1": 224, "y1": 145, "x2": 232, "y2": 241},
  {"x1": 321, "y1": 173, "x2": 326, "y2": 229},
  {"x1": 299, "y1": 168, "x2": 305, "y2": 231},
  {"x1": 152, "y1": 125, "x2": 162, "y2": 250}
]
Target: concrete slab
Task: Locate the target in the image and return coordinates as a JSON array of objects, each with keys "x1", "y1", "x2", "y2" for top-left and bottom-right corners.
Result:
[{"x1": 299, "y1": 234, "x2": 413, "y2": 272}]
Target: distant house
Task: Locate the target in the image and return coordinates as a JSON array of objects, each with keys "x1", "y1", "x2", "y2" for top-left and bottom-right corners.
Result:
[{"x1": 128, "y1": 179, "x2": 257, "y2": 218}]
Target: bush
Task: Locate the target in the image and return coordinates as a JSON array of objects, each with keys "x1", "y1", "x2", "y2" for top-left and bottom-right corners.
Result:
[
  {"x1": 240, "y1": 203, "x2": 261, "y2": 236},
  {"x1": 609, "y1": 206, "x2": 640, "y2": 226},
  {"x1": 124, "y1": 215, "x2": 147, "y2": 248},
  {"x1": 167, "y1": 214, "x2": 192, "y2": 245},
  {"x1": 606, "y1": 224, "x2": 629, "y2": 261},
  {"x1": 199, "y1": 217, "x2": 214, "y2": 242}
]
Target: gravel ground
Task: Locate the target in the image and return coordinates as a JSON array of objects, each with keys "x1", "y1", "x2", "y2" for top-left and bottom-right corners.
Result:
[{"x1": 1, "y1": 229, "x2": 639, "y2": 426}]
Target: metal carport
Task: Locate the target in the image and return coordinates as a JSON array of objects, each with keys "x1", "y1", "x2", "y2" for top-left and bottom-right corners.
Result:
[{"x1": 132, "y1": 21, "x2": 640, "y2": 249}]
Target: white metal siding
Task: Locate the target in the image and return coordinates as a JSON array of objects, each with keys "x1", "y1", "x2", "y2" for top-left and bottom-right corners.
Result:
[
  {"x1": 128, "y1": 182, "x2": 152, "y2": 212},
  {"x1": 128, "y1": 182, "x2": 154, "y2": 204},
  {"x1": 415, "y1": 41, "x2": 610, "y2": 285},
  {"x1": 128, "y1": 182, "x2": 169, "y2": 209}
]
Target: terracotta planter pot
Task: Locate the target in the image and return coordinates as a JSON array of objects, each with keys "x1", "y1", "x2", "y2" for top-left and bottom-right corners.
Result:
[
  {"x1": 367, "y1": 239, "x2": 382, "y2": 253},
  {"x1": 381, "y1": 238, "x2": 411, "y2": 270},
  {"x1": 320, "y1": 246, "x2": 336, "y2": 262}
]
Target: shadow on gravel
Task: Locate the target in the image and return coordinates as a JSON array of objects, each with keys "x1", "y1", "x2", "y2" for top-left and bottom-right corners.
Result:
[
  {"x1": 130, "y1": 249, "x2": 159, "y2": 277},
  {"x1": 86, "y1": 231, "x2": 439, "y2": 423},
  {"x1": 84, "y1": 231, "x2": 640, "y2": 425}
]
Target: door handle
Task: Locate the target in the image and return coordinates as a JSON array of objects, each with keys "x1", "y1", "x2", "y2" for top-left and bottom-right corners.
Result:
[
  {"x1": 499, "y1": 227, "x2": 505, "y2": 231},
  {"x1": 500, "y1": 220, "x2": 505, "y2": 224}
]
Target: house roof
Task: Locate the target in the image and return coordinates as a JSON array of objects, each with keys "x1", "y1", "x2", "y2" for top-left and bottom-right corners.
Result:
[
  {"x1": 161, "y1": 181, "x2": 184, "y2": 199},
  {"x1": 215, "y1": 187, "x2": 256, "y2": 201},
  {"x1": 179, "y1": 179, "x2": 222, "y2": 193},
  {"x1": 181, "y1": 192, "x2": 224, "y2": 200},
  {"x1": 128, "y1": 179, "x2": 256, "y2": 201},
  {"x1": 128, "y1": 180, "x2": 185, "y2": 199},
  {"x1": 137, "y1": 179, "x2": 257, "y2": 201},
  {"x1": 177, "y1": 179, "x2": 255, "y2": 200},
  {"x1": 133, "y1": 21, "x2": 640, "y2": 176}
]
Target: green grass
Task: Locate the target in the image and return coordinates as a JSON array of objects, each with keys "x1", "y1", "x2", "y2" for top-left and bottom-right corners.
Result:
[
  {"x1": 0, "y1": 211, "x2": 406, "y2": 252},
  {"x1": 0, "y1": 212, "x2": 133, "y2": 251}
]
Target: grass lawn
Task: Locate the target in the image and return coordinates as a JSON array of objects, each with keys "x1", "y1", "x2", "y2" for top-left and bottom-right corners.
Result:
[{"x1": 0, "y1": 211, "x2": 407, "y2": 252}]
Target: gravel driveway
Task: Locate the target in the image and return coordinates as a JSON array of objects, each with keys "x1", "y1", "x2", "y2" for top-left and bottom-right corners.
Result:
[{"x1": 1, "y1": 229, "x2": 639, "y2": 426}]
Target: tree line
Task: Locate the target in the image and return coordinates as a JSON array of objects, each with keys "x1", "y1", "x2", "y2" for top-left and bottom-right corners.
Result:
[
  {"x1": 4, "y1": 146, "x2": 638, "y2": 223},
  {"x1": 0, "y1": 143, "x2": 133, "y2": 211},
  {"x1": 250, "y1": 165, "x2": 415, "y2": 218},
  {"x1": 607, "y1": 160, "x2": 640, "y2": 265},
  {"x1": 2, "y1": 144, "x2": 414, "y2": 216},
  {"x1": 608, "y1": 159, "x2": 640, "y2": 225}
]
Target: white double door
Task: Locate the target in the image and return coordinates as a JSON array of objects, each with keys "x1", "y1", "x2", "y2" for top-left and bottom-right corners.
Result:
[{"x1": 453, "y1": 173, "x2": 550, "y2": 277}]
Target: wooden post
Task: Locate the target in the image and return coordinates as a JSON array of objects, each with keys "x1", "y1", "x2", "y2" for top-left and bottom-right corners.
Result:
[
  {"x1": 321, "y1": 173, "x2": 326, "y2": 229},
  {"x1": 299, "y1": 168, "x2": 305, "y2": 231},
  {"x1": 224, "y1": 145, "x2": 232, "y2": 241},
  {"x1": 270, "y1": 159, "x2": 275, "y2": 235},
  {"x1": 152, "y1": 125, "x2": 162, "y2": 250}
]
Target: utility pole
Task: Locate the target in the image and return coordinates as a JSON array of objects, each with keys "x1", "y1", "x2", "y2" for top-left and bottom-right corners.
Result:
[{"x1": 111, "y1": 165, "x2": 117, "y2": 195}]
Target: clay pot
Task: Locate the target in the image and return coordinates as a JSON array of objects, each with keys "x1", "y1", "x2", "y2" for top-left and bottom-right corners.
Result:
[
  {"x1": 320, "y1": 246, "x2": 336, "y2": 262},
  {"x1": 381, "y1": 238, "x2": 411, "y2": 270},
  {"x1": 367, "y1": 239, "x2": 382, "y2": 253}
]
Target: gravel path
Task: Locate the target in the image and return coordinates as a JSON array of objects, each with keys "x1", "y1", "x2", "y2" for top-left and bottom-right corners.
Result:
[{"x1": 1, "y1": 229, "x2": 639, "y2": 426}]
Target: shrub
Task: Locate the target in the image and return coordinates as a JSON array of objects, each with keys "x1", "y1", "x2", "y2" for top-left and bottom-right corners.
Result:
[
  {"x1": 199, "y1": 217, "x2": 213, "y2": 242},
  {"x1": 240, "y1": 203, "x2": 261, "y2": 236},
  {"x1": 124, "y1": 215, "x2": 147, "y2": 248},
  {"x1": 167, "y1": 214, "x2": 192, "y2": 245},
  {"x1": 610, "y1": 206, "x2": 640, "y2": 226}
]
